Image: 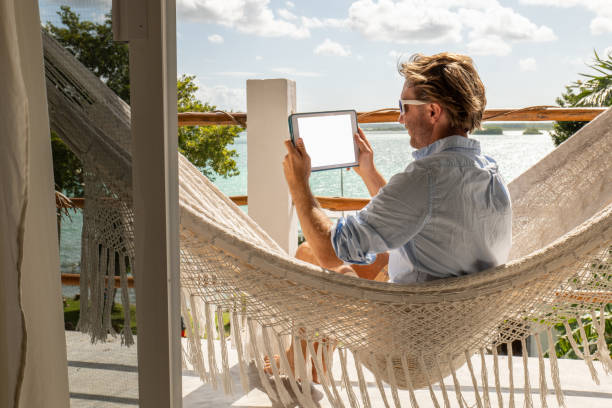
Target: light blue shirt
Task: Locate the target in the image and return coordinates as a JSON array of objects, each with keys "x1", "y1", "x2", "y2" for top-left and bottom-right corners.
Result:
[{"x1": 331, "y1": 136, "x2": 512, "y2": 283}]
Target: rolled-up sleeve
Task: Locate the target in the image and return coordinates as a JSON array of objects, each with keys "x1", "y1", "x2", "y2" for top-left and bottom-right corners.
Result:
[{"x1": 330, "y1": 163, "x2": 431, "y2": 264}]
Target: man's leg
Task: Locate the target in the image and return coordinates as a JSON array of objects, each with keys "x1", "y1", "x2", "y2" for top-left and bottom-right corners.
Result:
[
  {"x1": 296, "y1": 241, "x2": 389, "y2": 280},
  {"x1": 271, "y1": 241, "x2": 389, "y2": 382}
]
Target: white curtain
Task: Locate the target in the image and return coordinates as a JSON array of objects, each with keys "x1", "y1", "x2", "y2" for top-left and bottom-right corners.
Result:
[
  {"x1": 0, "y1": 0, "x2": 30, "y2": 405},
  {"x1": 0, "y1": 0, "x2": 69, "y2": 406}
]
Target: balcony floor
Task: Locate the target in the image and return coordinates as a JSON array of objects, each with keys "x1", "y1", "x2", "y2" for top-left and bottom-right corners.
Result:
[{"x1": 66, "y1": 331, "x2": 612, "y2": 407}]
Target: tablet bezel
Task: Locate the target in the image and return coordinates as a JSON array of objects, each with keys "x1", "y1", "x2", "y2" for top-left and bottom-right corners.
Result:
[{"x1": 288, "y1": 110, "x2": 359, "y2": 172}]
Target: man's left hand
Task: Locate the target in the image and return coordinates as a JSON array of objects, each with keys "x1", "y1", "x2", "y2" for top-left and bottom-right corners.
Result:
[{"x1": 283, "y1": 138, "x2": 311, "y2": 190}]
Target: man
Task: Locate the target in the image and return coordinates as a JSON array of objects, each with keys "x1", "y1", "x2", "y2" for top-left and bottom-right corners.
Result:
[{"x1": 283, "y1": 52, "x2": 512, "y2": 283}]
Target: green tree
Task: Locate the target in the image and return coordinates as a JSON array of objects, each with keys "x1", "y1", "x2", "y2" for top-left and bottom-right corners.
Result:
[
  {"x1": 551, "y1": 51, "x2": 612, "y2": 146},
  {"x1": 177, "y1": 75, "x2": 241, "y2": 180},
  {"x1": 46, "y1": 6, "x2": 241, "y2": 194}
]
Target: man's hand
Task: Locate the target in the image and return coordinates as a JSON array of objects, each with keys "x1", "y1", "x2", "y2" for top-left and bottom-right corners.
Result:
[
  {"x1": 283, "y1": 138, "x2": 311, "y2": 191},
  {"x1": 351, "y1": 128, "x2": 387, "y2": 197},
  {"x1": 352, "y1": 128, "x2": 375, "y2": 178}
]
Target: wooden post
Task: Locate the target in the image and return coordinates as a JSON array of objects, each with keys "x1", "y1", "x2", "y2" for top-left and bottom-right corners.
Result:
[
  {"x1": 127, "y1": 0, "x2": 181, "y2": 406},
  {"x1": 246, "y1": 79, "x2": 298, "y2": 255}
]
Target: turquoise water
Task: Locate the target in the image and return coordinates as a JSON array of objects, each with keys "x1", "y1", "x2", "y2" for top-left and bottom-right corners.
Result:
[{"x1": 60, "y1": 129, "x2": 554, "y2": 298}]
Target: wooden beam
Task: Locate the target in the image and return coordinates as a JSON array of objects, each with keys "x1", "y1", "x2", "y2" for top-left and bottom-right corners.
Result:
[
  {"x1": 61, "y1": 196, "x2": 369, "y2": 211},
  {"x1": 61, "y1": 273, "x2": 134, "y2": 289},
  {"x1": 177, "y1": 107, "x2": 606, "y2": 127}
]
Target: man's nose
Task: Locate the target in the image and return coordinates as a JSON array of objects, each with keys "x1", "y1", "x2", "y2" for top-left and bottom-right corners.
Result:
[{"x1": 398, "y1": 111, "x2": 405, "y2": 124}]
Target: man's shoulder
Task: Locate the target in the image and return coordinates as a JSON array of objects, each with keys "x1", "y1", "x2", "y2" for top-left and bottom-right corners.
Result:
[{"x1": 411, "y1": 150, "x2": 478, "y2": 170}]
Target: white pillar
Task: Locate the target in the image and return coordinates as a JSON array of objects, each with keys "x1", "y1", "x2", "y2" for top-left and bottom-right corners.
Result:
[
  {"x1": 128, "y1": 0, "x2": 181, "y2": 406},
  {"x1": 246, "y1": 79, "x2": 298, "y2": 255}
]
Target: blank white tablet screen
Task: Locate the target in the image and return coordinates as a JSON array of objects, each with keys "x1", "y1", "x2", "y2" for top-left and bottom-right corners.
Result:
[{"x1": 296, "y1": 114, "x2": 356, "y2": 169}]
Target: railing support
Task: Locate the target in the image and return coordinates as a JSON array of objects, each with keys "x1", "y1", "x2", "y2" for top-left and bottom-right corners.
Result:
[{"x1": 246, "y1": 79, "x2": 298, "y2": 254}]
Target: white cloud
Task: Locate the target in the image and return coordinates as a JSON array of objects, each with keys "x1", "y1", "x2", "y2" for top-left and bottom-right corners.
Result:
[
  {"x1": 277, "y1": 8, "x2": 297, "y2": 21},
  {"x1": 314, "y1": 38, "x2": 351, "y2": 57},
  {"x1": 255, "y1": 55, "x2": 263, "y2": 60},
  {"x1": 343, "y1": 0, "x2": 555, "y2": 56},
  {"x1": 285, "y1": 1, "x2": 294, "y2": 8},
  {"x1": 207, "y1": 34, "x2": 224, "y2": 43},
  {"x1": 467, "y1": 36, "x2": 512, "y2": 56},
  {"x1": 519, "y1": 57, "x2": 537, "y2": 71},
  {"x1": 177, "y1": 0, "x2": 310, "y2": 39},
  {"x1": 214, "y1": 71, "x2": 261, "y2": 77},
  {"x1": 520, "y1": 0, "x2": 612, "y2": 35},
  {"x1": 271, "y1": 67, "x2": 322, "y2": 77},
  {"x1": 196, "y1": 84, "x2": 246, "y2": 111}
]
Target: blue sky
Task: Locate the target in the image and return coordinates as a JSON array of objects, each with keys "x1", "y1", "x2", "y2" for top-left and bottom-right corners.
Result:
[{"x1": 41, "y1": 0, "x2": 612, "y2": 112}]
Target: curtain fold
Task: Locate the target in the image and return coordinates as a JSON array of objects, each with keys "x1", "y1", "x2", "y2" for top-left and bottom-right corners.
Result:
[{"x1": 0, "y1": 0, "x2": 30, "y2": 406}]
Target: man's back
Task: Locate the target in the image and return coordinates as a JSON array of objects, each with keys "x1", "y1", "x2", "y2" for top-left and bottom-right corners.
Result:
[
  {"x1": 387, "y1": 136, "x2": 512, "y2": 283},
  {"x1": 332, "y1": 136, "x2": 512, "y2": 283}
]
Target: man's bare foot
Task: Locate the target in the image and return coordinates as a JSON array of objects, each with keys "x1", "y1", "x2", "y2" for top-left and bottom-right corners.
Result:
[{"x1": 263, "y1": 351, "x2": 321, "y2": 384}]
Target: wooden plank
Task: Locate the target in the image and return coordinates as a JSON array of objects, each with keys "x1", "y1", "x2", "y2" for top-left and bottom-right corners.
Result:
[{"x1": 177, "y1": 107, "x2": 606, "y2": 127}]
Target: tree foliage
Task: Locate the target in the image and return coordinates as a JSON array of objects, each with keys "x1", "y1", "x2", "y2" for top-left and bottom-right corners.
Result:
[
  {"x1": 46, "y1": 6, "x2": 241, "y2": 196},
  {"x1": 551, "y1": 51, "x2": 612, "y2": 146},
  {"x1": 177, "y1": 75, "x2": 241, "y2": 180}
]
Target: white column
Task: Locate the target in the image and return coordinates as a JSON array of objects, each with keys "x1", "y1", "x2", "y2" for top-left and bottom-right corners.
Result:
[
  {"x1": 128, "y1": 0, "x2": 181, "y2": 406},
  {"x1": 246, "y1": 79, "x2": 298, "y2": 255}
]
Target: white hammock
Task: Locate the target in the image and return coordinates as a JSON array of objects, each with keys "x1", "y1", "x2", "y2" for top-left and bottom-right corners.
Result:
[{"x1": 44, "y1": 30, "x2": 612, "y2": 407}]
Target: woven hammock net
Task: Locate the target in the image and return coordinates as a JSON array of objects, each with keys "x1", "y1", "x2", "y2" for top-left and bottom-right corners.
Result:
[{"x1": 43, "y1": 30, "x2": 612, "y2": 407}]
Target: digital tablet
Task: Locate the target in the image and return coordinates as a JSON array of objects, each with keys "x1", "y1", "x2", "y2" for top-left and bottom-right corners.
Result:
[{"x1": 288, "y1": 110, "x2": 359, "y2": 172}]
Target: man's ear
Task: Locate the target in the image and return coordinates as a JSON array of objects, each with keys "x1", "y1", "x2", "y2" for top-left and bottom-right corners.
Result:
[{"x1": 428, "y1": 102, "x2": 443, "y2": 123}]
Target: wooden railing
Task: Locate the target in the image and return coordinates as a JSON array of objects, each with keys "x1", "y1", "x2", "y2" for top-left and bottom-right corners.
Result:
[
  {"x1": 60, "y1": 106, "x2": 607, "y2": 287},
  {"x1": 178, "y1": 107, "x2": 606, "y2": 127}
]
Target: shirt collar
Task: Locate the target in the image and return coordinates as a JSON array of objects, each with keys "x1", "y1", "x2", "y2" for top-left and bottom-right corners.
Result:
[{"x1": 412, "y1": 135, "x2": 481, "y2": 160}]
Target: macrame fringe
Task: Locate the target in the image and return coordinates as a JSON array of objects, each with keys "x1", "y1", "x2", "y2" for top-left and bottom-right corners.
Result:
[
  {"x1": 216, "y1": 307, "x2": 232, "y2": 395},
  {"x1": 308, "y1": 340, "x2": 339, "y2": 407},
  {"x1": 230, "y1": 311, "x2": 249, "y2": 393},
  {"x1": 465, "y1": 350, "x2": 483, "y2": 408},
  {"x1": 175, "y1": 302, "x2": 610, "y2": 408},
  {"x1": 419, "y1": 355, "x2": 440, "y2": 408},
  {"x1": 247, "y1": 319, "x2": 279, "y2": 403},
  {"x1": 521, "y1": 339, "x2": 533, "y2": 408},
  {"x1": 435, "y1": 356, "x2": 451, "y2": 408},
  {"x1": 591, "y1": 309, "x2": 612, "y2": 373},
  {"x1": 479, "y1": 349, "x2": 491, "y2": 408},
  {"x1": 507, "y1": 342, "x2": 515, "y2": 408},
  {"x1": 339, "y1": 348, "x2": 360, "y2": 408},
  {"x1": 546, "y1": 327, "x2": 566, "y2": 407},
  {"x1": 322, "y1": 340, "x2": 345, "y2": 408},
  {"x1": 492, "y1": 346, "x2": 503, "y2": 408},
  {"x1": 386, "y1": 355, "x2": 402, "y2": 408},
  {"x1": 204, "y1": 302, "x2": 219, "y2": 390},
  {"x1": 449, "y1": 353, "x2": 466, "y2": 408},
  {"x1": 354, "y1": 351, "x2": 373, "y2": 408},
  {"x1": 563, "y1": 320, "x2": 600, "y2": 384},
  {"x1": 534, "y1": 333, "x2": 549, "y2": 408}
]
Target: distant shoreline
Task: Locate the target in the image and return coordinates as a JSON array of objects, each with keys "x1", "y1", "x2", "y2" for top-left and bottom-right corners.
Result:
[{"x1": 360, "y1": 122, "x2": 553, "y2": 133}]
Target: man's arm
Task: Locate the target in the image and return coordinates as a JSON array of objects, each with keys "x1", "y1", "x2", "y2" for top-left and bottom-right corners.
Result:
[
  {"x1": 283, "y1": 139, "x2": 343, "y2": 269},
  {"x1": 352, "y1": 128, "x2": 386, "y2": 196}
]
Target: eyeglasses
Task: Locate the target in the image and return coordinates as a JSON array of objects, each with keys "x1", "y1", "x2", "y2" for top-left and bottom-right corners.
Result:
[{"x1": 399, "y1": 99, "x2": 426, "y2": 114}]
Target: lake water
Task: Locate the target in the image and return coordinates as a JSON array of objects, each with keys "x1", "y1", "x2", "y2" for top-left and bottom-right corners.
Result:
[{"x1": 60, "y1": 129, "x2": 555, "y2": 299}]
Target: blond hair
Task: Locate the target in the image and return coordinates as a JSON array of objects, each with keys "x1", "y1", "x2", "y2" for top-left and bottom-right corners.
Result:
[{"x1": 399, "y1": 53, "x2": 486, "y2": 133}]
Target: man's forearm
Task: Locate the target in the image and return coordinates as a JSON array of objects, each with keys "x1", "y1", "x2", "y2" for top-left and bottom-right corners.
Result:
[
  {"x1": 289, "y1": 183, "x2": 343, "y2": 269},
  {"x1": 360, "y1": 169, "x2": 387, "y2": 197}
]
